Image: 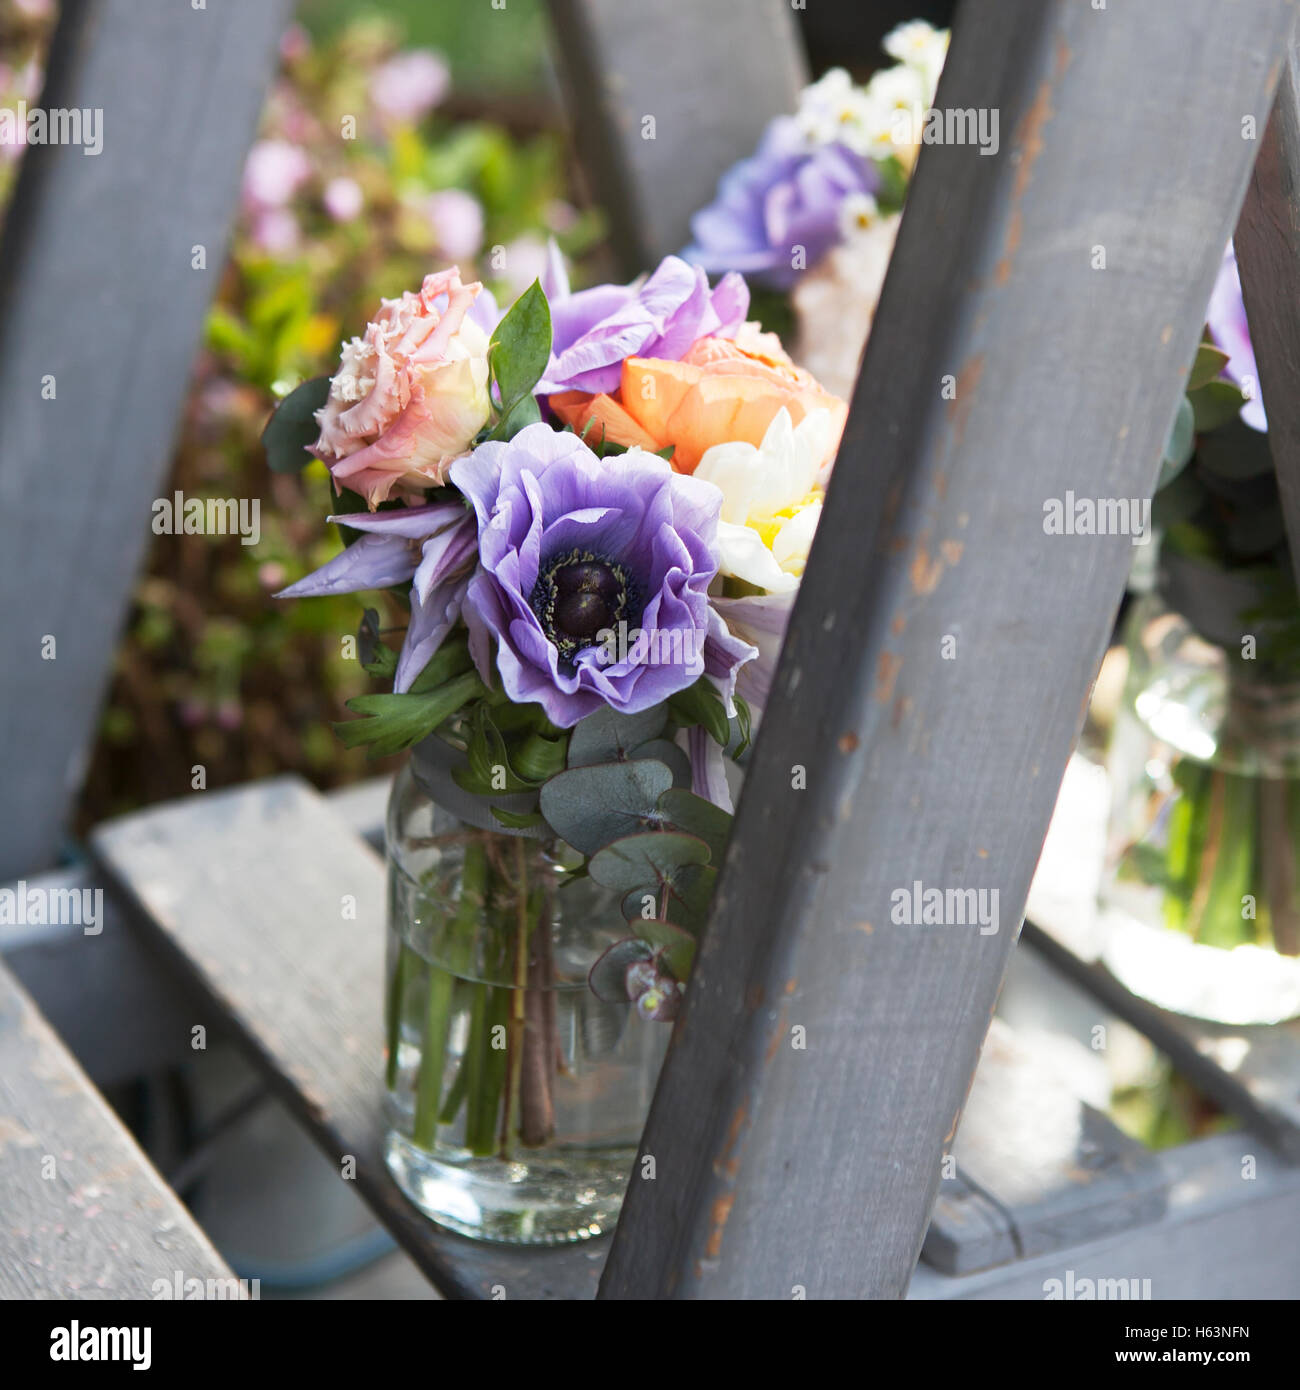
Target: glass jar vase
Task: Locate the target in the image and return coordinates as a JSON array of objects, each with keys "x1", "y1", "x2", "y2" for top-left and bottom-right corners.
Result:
[
  {"x1": 382, "y1": 749, "x2": 670, "y2": 1245},
  {"x1": 1098, "y1": 586, "x2": 1300, "y2": 1025}
]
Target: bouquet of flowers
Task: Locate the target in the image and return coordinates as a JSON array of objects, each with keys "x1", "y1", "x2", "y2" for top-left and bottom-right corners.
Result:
[
  {"x1": 685, "y1": 20, "x2": 950, "y2": 396},
  {"x1": 1101, "y1": 243, "x2": 1300, "y2": 1023},
  {"x1": 265, "y1": 249, "x2": 847, "y2": 1238}
]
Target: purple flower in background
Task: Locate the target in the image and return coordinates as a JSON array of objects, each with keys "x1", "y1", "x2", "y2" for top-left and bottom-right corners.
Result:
[
  {"x1": 276, "y1": 501, "x2": 477, "y2": 693},
  {"x1": 537, "y1": 253, "x2": 749, "y2": 397},
  {"x1": 684, "y1": 117, "x2": 877, "y2": 289},
  {"x1": 451, "y1": 424, "x2": 754, "y2": 727},
  {"x1": 370, "y1": 49, "x2": 450, "y2": 126},
  {"x1": 1206, "y1": 241, "x2": 1267, "y2": 432}
]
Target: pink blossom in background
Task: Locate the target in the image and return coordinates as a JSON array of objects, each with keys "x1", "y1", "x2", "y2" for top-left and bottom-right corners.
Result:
[
  {"x1": 545, "y1": 199, "x2": 579, "y2": 233},
  {"x1": 424, "y1": 189, "x2": 484, "y2": 261},
  {"x1": 13, "y1": 0, "x2": 54, "y2": 18},
  {"x1": 242, "y1": 139, "x2": 311, "y2": 214},
  {"x1": 369, "y1": 49, "x2": 450, "y2": 126},
  {"x1": 324, "y1": 175, "x2": 364, "y2": 222},
  {"x1": 278, "y1": 23, "x2": 311, "y2": 63},
  {"x1": 500, "y1": 234, "x2": 550, "y2": 298},
  {"x1": 250, "y1": 208, "x2": 301, "y2": 256}
]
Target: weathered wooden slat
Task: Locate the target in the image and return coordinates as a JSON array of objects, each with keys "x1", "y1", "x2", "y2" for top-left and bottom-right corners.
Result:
[
  {"x1": 0, "y1": 0, "x2": 294, "y2": 880},
  {"x1": 599, "y1": 0, "x2": 1297, "y2": 1300},
  {"x1": 1, "y1": 866, "x2": 220, "y2": 1087},
  {"x1": 90, "y1": 777, "x2": 605, "y2": 1300},
  {"x1": 0, "y1": 956, "x2": 235, "y2": 1298},
  {"x1": 910, "y1": 1130, "x2": 1300, "y2": 1299},
  {"x1": 1235, "y1": 27, "x2": 1300, "y2": 594},
  {"x1": 543, "y1": 0, "x2": 807, "y2": 275},
  {"x1": 923, "y1": 1020, "x2": 1167, "y2": 1275}
]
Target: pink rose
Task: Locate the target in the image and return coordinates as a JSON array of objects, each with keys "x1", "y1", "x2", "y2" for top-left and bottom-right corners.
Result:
[{"x1": 313, "y1": 268, "x2": 491, "y2": 507}]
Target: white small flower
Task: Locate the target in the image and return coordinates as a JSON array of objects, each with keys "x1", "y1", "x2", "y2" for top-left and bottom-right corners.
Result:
[
  {"x1": 859, "y1": 64, "x2": 930, "y2": 160},
  {"x1": 694, "y1": 409, "x2": 836, "y2": 593},
  {"x1": 837, "y1": 192, "x2": 881, "y2": 242},
  {"x1": 883, "y1": 21, "x2": 950, "y2": 102}
]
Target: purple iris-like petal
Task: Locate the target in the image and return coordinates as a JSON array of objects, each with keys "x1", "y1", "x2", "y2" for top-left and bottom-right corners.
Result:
[
  {"x1": 451, "y1": 422, "x2": 752, "y2": 728},
  {"x1": 395, "y1": 573, "x2": 471, "y2": 694},
  {"x1": 412, "y1": 510, "x2": 478, "y2": 602},
  {"x1": 536, "y1": 254, "x2": 750, "y2": 397},
  {"x1": 331, "y1": 500, "x2": 468, "y2": 539},
  {"x1": 275, "y1": 532, "x2": 419, "y2": 597},
  {"x1": 711, "y1": 593, "x2": 792, "y2": 718},
  {"x1": 685, "y1": 117, "x2": 877, "y2": 290},
  {"x1": 689, "y1": 723, "x2": 733, "y2": 813},
  {"x1": 1206, "y1": 241, "x2": 1267, "y2": 432}
]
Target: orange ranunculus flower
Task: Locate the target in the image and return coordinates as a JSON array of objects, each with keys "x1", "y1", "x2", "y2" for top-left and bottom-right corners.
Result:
[{"x1": 550, "y1": 327, "x2": 848, "y2": 475}]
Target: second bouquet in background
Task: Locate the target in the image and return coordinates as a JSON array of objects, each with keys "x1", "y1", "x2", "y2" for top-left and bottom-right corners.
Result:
[{"x1": 266, "y1": 250, "x2": 846, "y2": 1241}]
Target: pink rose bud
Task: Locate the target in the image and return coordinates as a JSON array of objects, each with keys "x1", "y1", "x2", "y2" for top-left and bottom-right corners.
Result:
[{"x1": 313, "y1": 268, "x2": 492, "y2": 507}]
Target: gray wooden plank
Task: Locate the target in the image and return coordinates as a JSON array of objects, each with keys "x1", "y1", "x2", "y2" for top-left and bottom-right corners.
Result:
[
  {"x1": 1235, "y1": 28, "x2": 1300, "y2": 594},
  {"x1": 0, "y1": 956, "x2": 236, "y2": 1299},
  {"x1": 1, "y1": 866, "x2": 221, "y2": 1087},
  {"x1": 0, "y1": 0, "x2": 295, "y2": 879},
  {"x1": 598, "y1": 0, "x2": 1298, "y2": 1300},
  {"x1": 1024, "y1": 753, "x2": 1300, "y2": 1162},
  {"x1": 911, "y1": 1130, "x2": 1300, "y2": 1299},
  {"x1": 544, "y1": 0, "x2": 807, "y2": 274},
  {"x1": 923, "y1": 1020, "x2": 1167, "y2": 1275},
  {"x1": 90, "y1": 776, "x2": 607, "y2": 1300}
]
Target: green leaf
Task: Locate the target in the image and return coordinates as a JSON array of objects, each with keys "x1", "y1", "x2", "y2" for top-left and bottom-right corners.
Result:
[
  {"x1": 262, "y1": 376, "x2": 329, "y2": 473},
  {"x1": 511, "y1": 731, "x2": 569, "y2": 783},
  {"x1": 588, "y1": 831, "x2": 712, "y2": 895},
  {"x1": 1188, "y1": 342, "x2": 1232, "y2": 392},
  {"x1": 487, "y1": 279, "x2": 551, "y2": 440},
  {"x1": 667, "y1": 677, "x2": 729, "y2": 746},
  {"x1": 408, "y1": 637, "x2": 474, "y2": 694},
  {"x1": 730, "y1": 696, "x2": 752, "y2": 760},
  {"x1": 1189, "y1": 379, "x2": 1247, "y2": 434},
  {"x1": 1194, "y1": 420, "x2": 1275, "y2": 481},
  {"x1": 539, "y1": 759, "x2": 674, "y2": 855},
  {"x1": 567, "y1": 706, "x2": 668, "y2": 767},
  {"x1": 657, "y1": 788, "x2": 731, "y2": 862},
  {"x1": 335, "y1": 671, "x2": 485, "y2": 758},
  {"x1": 1151, "y1": 468, "x2": 1207, "y2": 530},
  {"x1": 638, "y1": 921, "x2": 697, "y2": 980},
  {"x1": 1157, "y1": 396, "x2": 1195, "y2": 488},
  {"x1": 629, "y1": 737, "x2": 692, "y2": 788},
  {"x1": 358, "y1": 609, "x2": 397, "y2": 679}
]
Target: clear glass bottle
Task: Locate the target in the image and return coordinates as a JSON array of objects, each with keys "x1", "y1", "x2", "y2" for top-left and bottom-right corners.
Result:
[
  {"x1": 382, "y1": 760, "x2": 670, "y2": 1244},
  {"x1": 1099, "y1": 593, "x2": 1300, "y2": 1024}
]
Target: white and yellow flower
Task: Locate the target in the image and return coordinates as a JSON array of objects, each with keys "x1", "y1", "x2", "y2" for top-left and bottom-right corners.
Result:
[{"x1": 693, "y1": 407, "x2": 836, "y2": 594}]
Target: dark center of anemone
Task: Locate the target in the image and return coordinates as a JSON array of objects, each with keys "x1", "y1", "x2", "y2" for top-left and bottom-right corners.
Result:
[{"x1": 532, "y1": 549, "x2": 637, "y2": 661}]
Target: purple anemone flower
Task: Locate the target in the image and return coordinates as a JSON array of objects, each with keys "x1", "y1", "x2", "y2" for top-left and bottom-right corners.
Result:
[
  {"x1": 276, "y1": 500, "x2": 477, "y2": 692},
  {"x1": 684, "y1": 117, "x2": 877, "y2": 290},
  {"x1": 1206, "y1": 241, "x2": 1266, "y2": 432},
  {"x1": 450, "y1": 423, "x2": 755, "y2": 728},
  {"x1": 536, "y1": 253, "x2": 749, "y2": 398}
]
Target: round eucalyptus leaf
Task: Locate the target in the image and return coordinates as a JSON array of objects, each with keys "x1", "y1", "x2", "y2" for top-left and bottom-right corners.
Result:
[
  {"x1": 629, "y1": 737, "x2": 692, "y2": 788},
  {"x1": 658, "y1": 788, "x2": 731, "y2": 862},
  {"x1": 588, "y1": 830, "x2": 711, "y2": 894},
  {"x1": 539, "y1": 759, "x2": 674, "y2": 855},
  {"x1": 589, "y1": 937, "x2": 654, "y2": 1003},
  {"x1": 567, "y1": 706, "x2": 668, "y2": 768}
]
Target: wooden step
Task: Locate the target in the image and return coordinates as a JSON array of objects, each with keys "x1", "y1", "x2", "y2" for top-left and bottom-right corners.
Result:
[{"x1": 0, "y1": 957, "x2": 235, "y2": 1298}]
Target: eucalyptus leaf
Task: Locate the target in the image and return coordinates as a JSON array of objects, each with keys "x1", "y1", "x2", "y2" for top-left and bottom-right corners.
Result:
[
  {"x1": 1187, "y1": 342, "x2": 1232, "y2": 392},
  {"x1": 588, "y1": 938, "x2": 654, "y2": 1003},
  {"x1": 588, "y1": 831, "x2": 712, "y2": 894},
  {"x1": 658, "y1": 788, "x2": 731, "y2": 862},
  {"x1": 1194, "y1": 420, "x2": 1275, "y2": 481},
  {"x1": 262, "y1": 376, "x2": 329, "y2": 473},
  {"x1": 630, "y1": 737, "x2": 692, "y2": 788},
  {"x1": 539, "y1": 759, "x2": 674, "y2": 855},
  {"x1": 637, "y1": 921, "x2": 697, "y2": 980},
  {"x1": 1151, "y1": 468, "x2": 1208, "y2": 530},
  {"x1": 1157, "y1": 395, "x2": 1195, "y2": 488},
  {"x1": 567, "y1": 705, "x2": 668, "y2": 768},
  {"x1": 1190, "y1": 379, "x2": 1248, "y2": 434}
]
